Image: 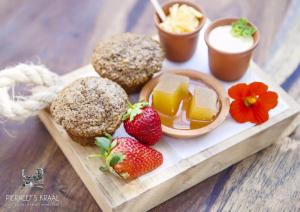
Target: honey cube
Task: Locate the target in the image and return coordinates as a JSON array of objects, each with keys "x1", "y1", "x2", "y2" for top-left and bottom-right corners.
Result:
[
  {"x1": 189, "y1": 87, "x2": 218, "y2": 121},
  {"x1": 152, "y1": 74, "x2": 189, "y2": 116}
]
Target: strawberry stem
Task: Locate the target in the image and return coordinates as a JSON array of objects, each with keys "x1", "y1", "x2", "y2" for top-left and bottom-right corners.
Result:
[
  {"x1": 122, "y1": 101, "x2": 150, "y2": 122},
  {"x1": 128, "y1": 101, "x2": 134, "y2": 109},
  {"x1": 88, "y1": 154, "x2": 103, "y2": 159}
]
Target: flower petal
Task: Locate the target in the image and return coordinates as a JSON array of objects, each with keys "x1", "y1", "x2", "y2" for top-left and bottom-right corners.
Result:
[
  {"x1": 252, "y1": 104, "x2": 269, "y2": 124},
  {"x1": 230, "y1": 100, "x2": 255, "y2": 123},
  {"x1": 249, "y1": 82, "x2": 268, "y2": 96},
  {"x1": 257, "y1": 91, "x2": 278, "y2": 111},
  {"x1": 228, "y1": 83, "x2": 249, "y2": 100}
]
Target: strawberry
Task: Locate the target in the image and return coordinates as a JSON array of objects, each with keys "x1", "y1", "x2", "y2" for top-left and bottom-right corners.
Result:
[
  {"x1": 90, "y1": 133, "x2": 163, "y2": 180},
  {"x1": 122, "y1": 101, "x2": 162, "y2": 145}
]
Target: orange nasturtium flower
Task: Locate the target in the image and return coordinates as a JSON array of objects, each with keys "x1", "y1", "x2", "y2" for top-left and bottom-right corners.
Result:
[{"x1": 228, "y1": 82, "x2": 278, "y2": 124}]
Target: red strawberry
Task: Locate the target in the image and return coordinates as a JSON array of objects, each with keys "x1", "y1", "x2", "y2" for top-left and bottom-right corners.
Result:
[
  {"x1": 90, "y1": 133, "x2": 163, "y2": 180},
  {"x1": 122, "y1": 101, "x2": 162, "y2": 145}
]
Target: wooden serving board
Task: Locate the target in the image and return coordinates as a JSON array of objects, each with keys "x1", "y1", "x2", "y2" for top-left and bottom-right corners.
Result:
[
  {"x1": 39, "y1": 63, "x2": 300, "y2": 212},
  {"x1": 38, "y1": 22, "x2": 300, "y2": 212}
]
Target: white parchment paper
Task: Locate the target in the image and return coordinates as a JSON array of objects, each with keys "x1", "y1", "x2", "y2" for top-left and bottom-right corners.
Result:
[
  {"x1": 81, "y1": 21, "x2": 289, "y2": 180},
  {"x1": 120, "y1": 21, "x2": 289, "y2": 180}
]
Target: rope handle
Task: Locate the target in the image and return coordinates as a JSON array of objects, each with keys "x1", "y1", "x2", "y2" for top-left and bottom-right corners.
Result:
[{"x1": 0, "y1": 64, "x2": 63, "y2": 120}]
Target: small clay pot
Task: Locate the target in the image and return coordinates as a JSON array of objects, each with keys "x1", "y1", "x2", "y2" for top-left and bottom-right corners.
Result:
[
  {"x1": 204, "y1": 18, "x2": 260, "y2": 81},
  {"x1": 154, "y1": 0, "x2": 206, "y2": 62}
]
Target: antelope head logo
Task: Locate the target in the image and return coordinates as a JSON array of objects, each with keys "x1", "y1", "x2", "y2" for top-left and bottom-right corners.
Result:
[{"x1": 22, "y1": 168, "x2": 44, "y2": 188}]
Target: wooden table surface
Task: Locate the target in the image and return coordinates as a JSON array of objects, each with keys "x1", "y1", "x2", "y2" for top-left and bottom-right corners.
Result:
[{"x1": 1, "y1": 0, "x2": 300, "y2": 211}]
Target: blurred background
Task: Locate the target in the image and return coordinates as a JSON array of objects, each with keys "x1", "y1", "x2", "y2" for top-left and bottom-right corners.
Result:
[
  {"x1": 0, "y1": 0, "x2": 299, "y2": 211},
  {"x1": 1, "y1": 0, "x2": 298, "y2": 74}
]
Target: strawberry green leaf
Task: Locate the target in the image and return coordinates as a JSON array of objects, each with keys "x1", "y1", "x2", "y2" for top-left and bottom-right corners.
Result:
[
  {"x1": 99, "y1": 166, "x2": 109, "y2": 172},
  {"x1": 88, "y1": 154, "x2": 103, "y2": 159},
  {"x1": 103, "y1": 132, "x2": 113, "y2": 141},
  {"x1": 95, "y1": 137, "x2": 111, "y2": 153},
  {"x1": 129, "y1": 108, "x2": 142, "y2": 121},
  {"x1": 120, "y1": 172, "x2": 130, "y2": 179},
  {"x1": 123, "y1": 101, "x2": 150, "y2": 122},
  {"x1": 107, "y1": 152, "x2": 124, "y2": 167},
  {"x1": 122, "y1": 108, "x2": 132, "y2": 121},
  {"x1": 111, "y1": 139, "x2": 118, "y2": 149},
  {"x1": 135, "y1": 101, "x2": 149, "y2": 108},
  {"x1": 122, "y1": 113, "x2": 129, "y2": 121}
]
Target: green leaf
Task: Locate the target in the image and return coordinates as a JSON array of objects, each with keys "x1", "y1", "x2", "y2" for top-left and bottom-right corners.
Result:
[
  {"x1": 120, "y1": 172, "x2": 130, "y2": 179},
  {"x1": 107, "y1": 152, "x2": 124, "y2": 167},
  {"x1": 103, "y1": 132, "x2": 113, "y2": 141},
  {"x1": 87, "y1": 154, "x2": 103, "y2": 159},
  {"x1": 123, "y1": 101, "x2": 150, "y2": 122},
  {"x1": 129, "y1": 107, "x2": 142, "y2": 121},
  {"x1": 136, "y1": 101, "x2": 149, "y2": 108},
  {"x1": 231, "y1": 18, "x2": 256, "y2": 38},
  {"x1": 122, "y1": 108, "x2": 132, "y2": 121},
  {"x1": 99, "y1": 166, "x2": 108, "y2": 172},
  {"x1": 95, "y1": 137, "x2": 111, "y2": 153},
  {"x1": 111, "y1": 140, "x2": 118, "y2": 149}
]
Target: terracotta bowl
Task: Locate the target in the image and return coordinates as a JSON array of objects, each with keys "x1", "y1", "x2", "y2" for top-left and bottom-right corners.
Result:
[
  {"x1": 139, "y1": 69, "x2": 230, "y2": 138},
  {"x1": 204, "y1": 18, "x2": 260, "y2": 81},
  {"x1": 154, "y1": 0, "x2": 206, "y2": 62}
]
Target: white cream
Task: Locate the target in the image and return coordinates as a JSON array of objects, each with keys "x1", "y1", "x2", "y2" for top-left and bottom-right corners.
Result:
[{"x1": 209, "y1": 25, "x2": 254, "y2": 53}]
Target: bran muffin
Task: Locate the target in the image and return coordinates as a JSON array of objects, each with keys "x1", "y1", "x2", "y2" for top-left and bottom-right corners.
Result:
[
  {"x1": 50, "y1": 77, "x2": 128, "y2": 146},
  {"x1": 92, "y1": 33, "x2": 165, "y2": 93}
]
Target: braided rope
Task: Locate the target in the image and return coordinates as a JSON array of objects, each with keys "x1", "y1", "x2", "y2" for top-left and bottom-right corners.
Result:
[{"x1": 0, "y1": 64, "x2": 63, "y2": 120}]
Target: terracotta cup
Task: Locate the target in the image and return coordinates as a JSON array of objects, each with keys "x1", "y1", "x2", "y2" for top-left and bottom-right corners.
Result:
[
  {"x1": 154, "y1": 0, "x2": 206, "y2": 62},
  {"x1": 204, "y1": 18, "x2": 260, "y2": 81}
]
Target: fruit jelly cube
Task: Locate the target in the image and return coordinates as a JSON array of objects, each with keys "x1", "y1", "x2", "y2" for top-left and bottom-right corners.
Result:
[
  {"x1": 160, "y1": 73, "x2": 189, "y2": 97},
  {"x1": 189, "y1": 87, "x2": 218, "y2": 121},
  {"x1": 152, "y1": 80, "x2": 182, "y2": 116}
]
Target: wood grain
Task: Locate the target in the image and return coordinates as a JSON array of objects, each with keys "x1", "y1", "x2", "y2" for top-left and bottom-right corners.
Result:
[
  {"x1": 264, "y1": 0, "x2": 300, "y2": 84},
  {"x1": 37, "y1": 65, "x2": 299, "y2": 212},
  {"x1": 208, "y1": 136, "x2": 300, "y2": 212},
  {"x1": 206, "y1": 114, "x2": 300, "y2": 211},
  {"x1": 0, "y1": 0, "x2": 299, "y2": 211},
  {"x1": 199, "y1": 75, "x2": 300, "y2": 212}
]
